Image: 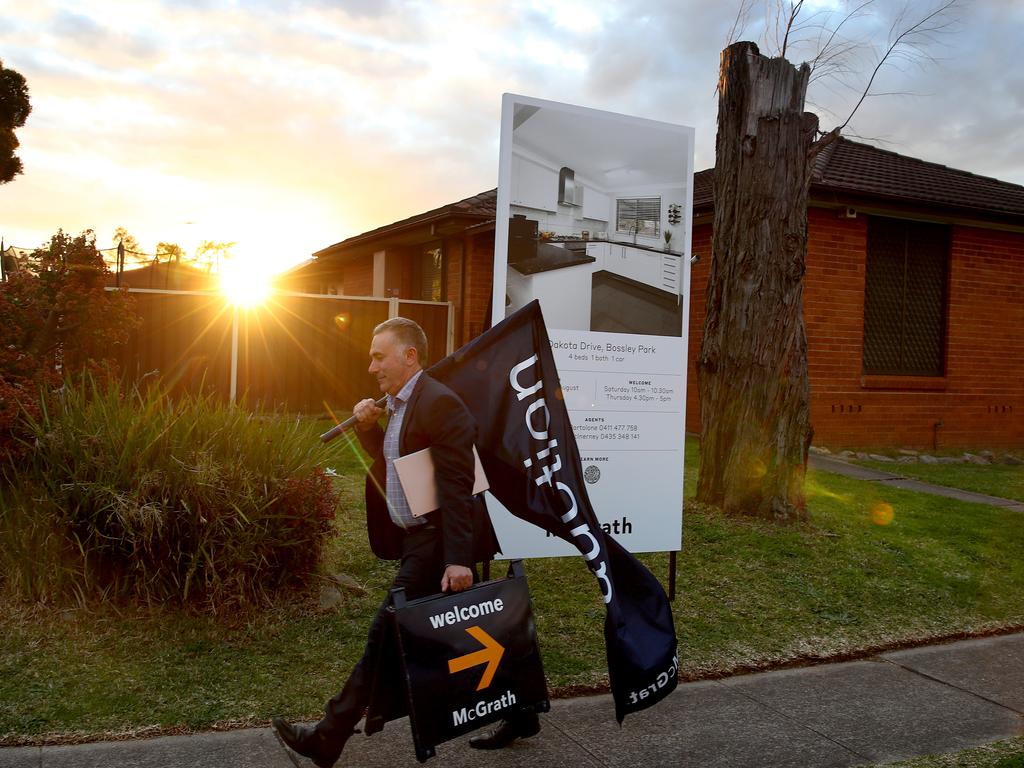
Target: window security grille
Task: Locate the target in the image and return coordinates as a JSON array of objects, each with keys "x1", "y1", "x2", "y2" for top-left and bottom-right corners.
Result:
[
  {"x1": 615, "y1": 198, "x2": 661, "y2": 237},
  {"x1": 862, "y1": 217, "x2": 949, "y2": 376}
]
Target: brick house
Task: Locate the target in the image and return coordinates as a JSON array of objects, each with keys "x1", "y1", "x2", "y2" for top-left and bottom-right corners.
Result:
[
  {"x1": 283, "y1": 138, "x2": 1024, "y2": 449},
  {"x1": 280, "y1": 191, "x2": 499, "y2": 347}
]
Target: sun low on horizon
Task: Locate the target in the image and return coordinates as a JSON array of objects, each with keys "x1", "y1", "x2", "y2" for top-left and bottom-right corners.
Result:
[{"x1": 219, "y1": 256, "x2": 274, "y2": 308}]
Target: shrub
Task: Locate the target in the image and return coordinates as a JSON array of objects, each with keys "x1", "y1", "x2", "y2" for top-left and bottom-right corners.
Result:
[
  {"x1": 0, "y1": 229, "x2": 138, "y2": 463},
  {"x1": 1, "y1": 375, "x2": 338, "y2": 612}
]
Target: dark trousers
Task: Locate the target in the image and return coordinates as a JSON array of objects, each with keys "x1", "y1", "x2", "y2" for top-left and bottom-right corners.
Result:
[{"x1": 319, "y1": 524, "x2": 451, "y2": 741}]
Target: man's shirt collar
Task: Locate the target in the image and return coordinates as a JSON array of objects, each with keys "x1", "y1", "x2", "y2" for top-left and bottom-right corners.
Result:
[{"x1": 387, "y1": 369, "x2": 422, "y2": 412}]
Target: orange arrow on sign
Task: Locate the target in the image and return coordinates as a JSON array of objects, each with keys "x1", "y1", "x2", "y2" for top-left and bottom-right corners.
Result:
[{"x1": 447, "y1": 625, "x2": 505, "y2": 691}]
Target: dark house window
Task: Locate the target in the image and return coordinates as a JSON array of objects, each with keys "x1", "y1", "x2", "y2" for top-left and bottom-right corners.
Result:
[
  {"x1": 615, "y1": 197, "x2": 661, "y2": 237},
  {"x1": 414, "y1": 243, "x2": 446, "y2": 302},
  {"x1": 862, "y1": 216, "x2": 950, "y2": 376}
]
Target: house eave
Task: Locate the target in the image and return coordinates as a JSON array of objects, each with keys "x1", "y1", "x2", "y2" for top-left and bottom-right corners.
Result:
[
  {"x1": 808, "y1": 187, "x2": 1024, "y2": 233},
  {"x1": 692, "y1": 186, "x2": 1024, "y2": 234},
  {"x1": 312, "y1": 212, "x2": 492, "y2": 264}
]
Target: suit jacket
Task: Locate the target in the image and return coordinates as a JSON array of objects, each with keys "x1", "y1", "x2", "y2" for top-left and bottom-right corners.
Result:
[{"x1": 355, "y1": 372, "x2": 499, "y2": 564}]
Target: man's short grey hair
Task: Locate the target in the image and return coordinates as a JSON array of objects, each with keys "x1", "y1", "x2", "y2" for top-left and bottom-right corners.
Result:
[{"x1": 374, "y1": 317, "x2": 428, "y2": 364}]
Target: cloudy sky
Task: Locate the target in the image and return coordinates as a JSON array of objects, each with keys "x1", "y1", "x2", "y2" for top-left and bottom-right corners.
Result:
[{"x1": 2, "y1": 0, "x2": 1022, "y2": 278}]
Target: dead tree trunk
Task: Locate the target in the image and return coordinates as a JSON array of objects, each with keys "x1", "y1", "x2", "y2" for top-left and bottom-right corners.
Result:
[{"x1": 697, "y1": 41, "x2": 816, "y2": 522}]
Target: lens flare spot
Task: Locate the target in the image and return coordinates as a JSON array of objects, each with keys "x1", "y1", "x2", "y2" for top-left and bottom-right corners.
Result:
[{"x1": 871, "y1": 502, "x2": 895, "y2": 526}]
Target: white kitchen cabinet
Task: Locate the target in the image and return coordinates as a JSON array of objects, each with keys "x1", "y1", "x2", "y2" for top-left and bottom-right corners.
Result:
[
  {"x1": 603, "y1": 244, "x2": 633, "y2": 280},
  {"x1": 617, "y1": 246, "x2": 658, "y2": 287},
  {"x1": 582, "y1": 186, "x2": 611, "y2": 221},
  {"x1": 506, "y1": 260, "x2": 594, "y2": 331},
  {"x1": 602, "y1": 244, "x2": 626, "y2": 280},
  {"x1": 660, "y1": 254, "x2": 681, "y2": 294},
  {"x1": 586, "y1": 241, "x2": 608, "y2": 271},
  {"x1": 511, "y1": 154, "x2": 558, "y2": 212},
  {"x1": 607, "y1": 244, "x2": 626, "y2": 275},
  {"x1": 604, "y1": 244, "x2": 633, "y2": 281},
  {"x1": 603, "y1": 244, "x2": 675, "y2": 294},
  {"x1": 632, "y1": 247, "x2": 662, "y2": 287}
]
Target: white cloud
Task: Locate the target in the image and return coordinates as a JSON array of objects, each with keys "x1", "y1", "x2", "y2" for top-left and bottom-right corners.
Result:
[{"x1": 1, "y1": 0, "x2": 1021, "y2": 275}]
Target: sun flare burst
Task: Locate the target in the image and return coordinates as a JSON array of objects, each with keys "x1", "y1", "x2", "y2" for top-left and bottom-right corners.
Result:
[{"x1": 220, "y1": 260, "x2": 272, "y2": 307}]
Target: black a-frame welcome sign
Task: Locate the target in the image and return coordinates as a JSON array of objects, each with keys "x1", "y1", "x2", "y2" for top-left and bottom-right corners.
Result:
[{"x1": 389, "y1": 560, "x2": 549, "y2": 762}]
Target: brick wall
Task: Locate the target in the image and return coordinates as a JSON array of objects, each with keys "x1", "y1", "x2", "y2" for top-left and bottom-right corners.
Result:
[
  {"x1": 344, "y1": 254, "x2": 374, "y2": 296},
  {"x1": 331, "y1": 208, "x2": 1023, "y2": 450},
  {"x1": 445, "y1": 236, "x2": 465, "y2": 344},
  {"x1": 684, "y1": 222, "x2": 712, "y2": 434},
  {"x1": 933, "y1": 225, "x2": 1023, "y2": 447},
  {"x1": 685, "y1": 208, "x2": 1024, "y2": 449},
  {"x1": 803, "y1": 208, "x2": 871, "y2": 447},
  {"x1": 462, "y1": 231, "x2": 495, "y2": 344}
]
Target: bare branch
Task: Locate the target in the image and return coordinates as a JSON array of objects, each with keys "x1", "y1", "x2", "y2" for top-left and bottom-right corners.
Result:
[
  {"x1": 780, "y1": 0, "x2": 805, "y2": 59},
  {"x1": 807, "y1": 127, "x2": 841, "y2": 183},
  {"x1": 809, "y1": 39, "x2": 864, "y2": 84},
  {"x1": 726, "y1": 0, "x2": 759, "y2": 46},
  {"x1": 836, "y1": 0, "x2": 960, "y2": 133},
  {"x1": 808, "y1": 0, "x2": 875, "y2": 80}
]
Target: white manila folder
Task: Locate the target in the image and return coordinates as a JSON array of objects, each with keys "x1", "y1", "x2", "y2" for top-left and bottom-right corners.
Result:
[{"x1": 392, "y1": 446, "x2": 489, "y2": 518}]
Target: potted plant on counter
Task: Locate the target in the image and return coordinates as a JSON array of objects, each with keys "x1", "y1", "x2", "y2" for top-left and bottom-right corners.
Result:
[{"x1": 663, "y1": 229, "x2": 673, "y2": 251}]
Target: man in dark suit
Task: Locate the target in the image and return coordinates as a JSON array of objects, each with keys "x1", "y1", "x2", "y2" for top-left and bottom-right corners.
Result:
[{"x1": 272, "y1": 317, "x2": 537, "y2": 767}]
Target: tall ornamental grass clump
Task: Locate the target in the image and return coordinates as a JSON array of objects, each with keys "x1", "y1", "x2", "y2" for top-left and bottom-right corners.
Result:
[{"x1": 1, "y1": 377, "x2": 338, "y2": 612}]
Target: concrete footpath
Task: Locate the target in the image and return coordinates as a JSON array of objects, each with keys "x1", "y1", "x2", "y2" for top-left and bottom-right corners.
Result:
[{"x1": 3, "y1": 633, "x2": 1023, "y2": 768}]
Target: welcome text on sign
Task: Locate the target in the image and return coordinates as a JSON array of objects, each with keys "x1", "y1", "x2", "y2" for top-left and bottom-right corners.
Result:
[{"x1": 428, "y1": 598, "x2": 505, "y2": 629}]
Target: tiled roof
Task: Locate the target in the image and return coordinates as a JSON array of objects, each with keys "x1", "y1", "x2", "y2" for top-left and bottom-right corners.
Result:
[
  {"x1": 694, "y1": 137, "x2": 1024, "y2": 222},
  {"x1": 812, "y1": 138, "x2": 1024, "y2": 218},
  {"x1": 326, "y1": 138, "x2": 1023, "y2": 256},
  {"x1": 314, "y1": 189, "x2": 497, "y2": 257},
  {"x1": 693, "y1": 168, "x2": 714, "y2": 209},
  {"x1": 445, "y1": 188, "x2": 497, "y2": 217}
]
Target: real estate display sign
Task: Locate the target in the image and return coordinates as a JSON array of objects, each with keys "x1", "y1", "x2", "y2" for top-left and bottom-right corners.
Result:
[{"x1": 489, "y1": 93, "x2": 695, "y2": 557}]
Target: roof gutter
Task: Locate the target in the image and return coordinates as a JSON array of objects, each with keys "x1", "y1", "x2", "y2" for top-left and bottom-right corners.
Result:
[{"x1": 313, "y1": 211, "x2": 493, "y2": 260}]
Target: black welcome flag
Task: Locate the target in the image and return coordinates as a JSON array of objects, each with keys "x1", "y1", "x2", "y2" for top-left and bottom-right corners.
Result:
[{"x1": 430, "y1": 300, "x2": 678, "y2": 722}]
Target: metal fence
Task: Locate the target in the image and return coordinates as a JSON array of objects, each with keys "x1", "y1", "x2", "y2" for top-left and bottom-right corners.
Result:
[{"x1": 114, "y1": 288, "x2": 454, "y2": 415}]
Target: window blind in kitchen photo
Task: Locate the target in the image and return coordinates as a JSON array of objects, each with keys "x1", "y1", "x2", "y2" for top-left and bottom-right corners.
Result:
[{"x1": 615, "y1": 197, "x2": 661, "y2": 237}]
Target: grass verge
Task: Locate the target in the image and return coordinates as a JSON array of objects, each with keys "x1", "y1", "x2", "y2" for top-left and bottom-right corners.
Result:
[
  {"x1": 2, "y1": 436, "x2": 1024, "y2": 744},
  {"x1": 880, "y1": 736, "x2": 1024, "y2": 767},
  {"x1": 856, "y1": 459, "x2": 1024, "y2": 503}
]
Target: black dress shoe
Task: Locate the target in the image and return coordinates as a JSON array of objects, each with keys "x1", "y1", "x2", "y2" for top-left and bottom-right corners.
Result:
[
  {"x1": 271, "y1": 718, "x2": 344, "y2": 768},
  {"x1": 468, "y1": 711, "x2": 541, "y2": 750}
]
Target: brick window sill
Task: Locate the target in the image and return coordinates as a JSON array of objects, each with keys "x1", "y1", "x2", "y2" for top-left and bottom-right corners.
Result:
[{"x1": 860, "y1": 375, "x2": 947, "y2": 391}]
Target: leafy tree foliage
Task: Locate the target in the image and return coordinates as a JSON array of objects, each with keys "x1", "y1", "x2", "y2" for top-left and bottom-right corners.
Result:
[
  {"x1": 194, "y1": 240, "x2": 236, "y2": 272},
  {"x1": 156, "y1": 241, "x2": 185, "y2": 263},
  {"x1": 112, "y1": 226, "x2": 142, "y2": 255},
  {"x1": 0, "y1": 230, "x2": 139, "y2": 462},
  {"x1": 0, "y1": 59, "x2": 31, "y2": 184}
]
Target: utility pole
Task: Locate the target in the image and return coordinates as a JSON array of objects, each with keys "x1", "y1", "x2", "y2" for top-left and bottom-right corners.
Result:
[{"x1": 116, "y1": 238, "x2": 125, "y2": 287}]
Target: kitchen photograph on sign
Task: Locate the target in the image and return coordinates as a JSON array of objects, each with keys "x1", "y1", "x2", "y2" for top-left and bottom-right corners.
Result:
[
  {"x1": 490, "y1": 94, "x2": 694, "y2": 559},
  {"x1": 496, "y1": 96, "x2": 692, "y2": 336}
]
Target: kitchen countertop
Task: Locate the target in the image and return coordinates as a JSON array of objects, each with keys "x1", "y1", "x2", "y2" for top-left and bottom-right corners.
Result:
[
  {"x1": 548, "y1": 238, "x2": 683, "y2": 256},
  {"x1": 509, "y1": 241, "x2": 596, "y2": 275}
]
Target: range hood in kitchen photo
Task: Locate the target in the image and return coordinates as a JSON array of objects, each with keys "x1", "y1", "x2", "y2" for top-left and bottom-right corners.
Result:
[{"x1": 558, "y1": 166, "x2": 583, "y2": 207}]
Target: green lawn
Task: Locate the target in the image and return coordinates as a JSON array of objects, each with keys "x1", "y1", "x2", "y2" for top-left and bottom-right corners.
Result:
[
  {"x1": 881, "y1": 737, "x2": 1024, "y2": 767},
  {"x1": 857, "y1": 458, "x2": 1024, "y2": 503},
  {"x1": 3, "y1": 435, "x2": 1024, "y2": 744}
]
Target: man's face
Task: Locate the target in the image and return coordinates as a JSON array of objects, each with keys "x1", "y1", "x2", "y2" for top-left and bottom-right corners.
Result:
[{"x1": 368, "y1": 330, "x2": 418, "y2": 396}]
